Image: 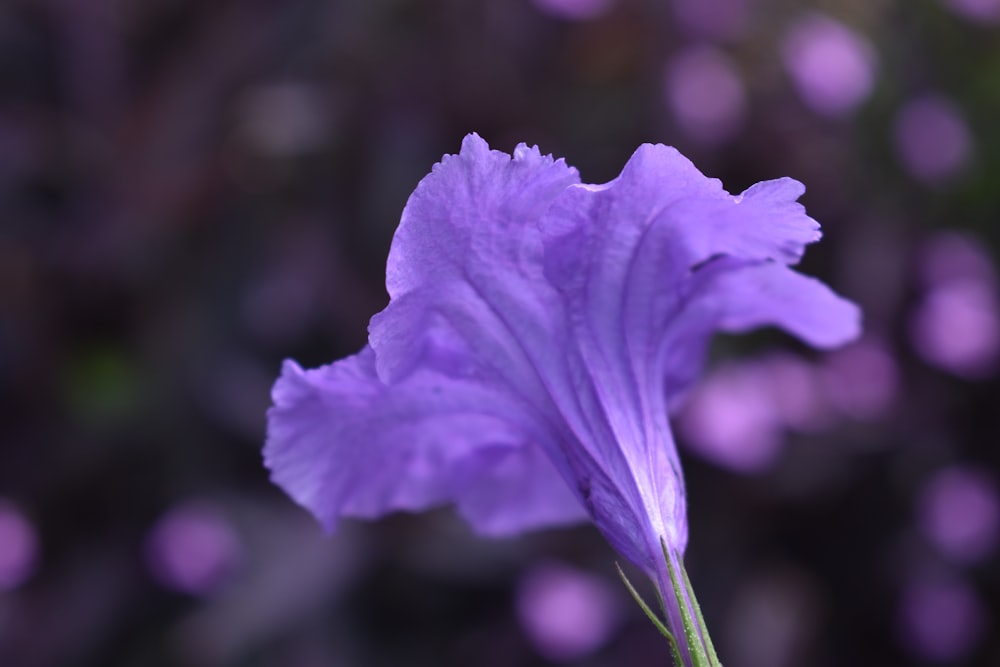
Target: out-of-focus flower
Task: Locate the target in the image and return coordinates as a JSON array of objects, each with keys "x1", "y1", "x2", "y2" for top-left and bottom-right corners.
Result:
[
  {"x1": 516, "y1": 562, "x2": 622, "y2": 661},
  {"x1": 670, "y1": 0, "x2": 750, "y2": 42},
  {"x1": 910, "y1": 233, "x2": 1000, "y2": 379},
  {"x1": 822, "y1": 336, "x2": 899, "y2": 421},
  {"x1": 682, "y1": 336, "x2": 901, "y2": 472},
  {"x1": 265, "y1": 134, "x2": 859, "y2": 658},
  {"x1": 918, "y1": 465, "x2": 999, "y2": 565},
  {"x1": 911, "y1": 281, "x2": 1000, "y2": 376},
  {"x1": 942, "y1": 0, "x2": 1000, "y2": 24},
  {"x1": 0, "y1": 500, "x2": 39, "y2": 591},
  {"x1": 665, "y1": 46, "x2": 746, "y2": 145},
  {"x1": 145, "y1": 502, "x2": 241, "y2": 596},
  {"x1": 678, "y1": 361, "x2": 786, "y2": 473},
  {"x1": 531, "y1": 0, "x2": 614, "y2": 21},
  {"x1": 781, "y1": 13, "x2": 877, "y2": 118},
  {"x1": 678, "y1": 353, "x2": 833, "y2": 473},
  {"x1": 897, "y1": 572, "x2": 986, "y2": 662},
  {"x1": 893, "y1": 95, "x2": 972, "y2": 186}
]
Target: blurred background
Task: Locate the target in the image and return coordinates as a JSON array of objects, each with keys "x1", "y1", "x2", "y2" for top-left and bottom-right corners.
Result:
[{"x1": 1, "y1": 0, "x2": 999, "y2": 665}]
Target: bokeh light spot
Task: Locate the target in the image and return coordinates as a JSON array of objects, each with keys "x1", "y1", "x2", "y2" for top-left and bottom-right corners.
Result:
[
  {"x1": 516, "y1": 562, "x2": 621, "y2": 662},
  {"x1": 910, "y1": 280, "x2": 1000, "y2": 378},
  {"x1": 763, "y1": 353, "x2": 832, "y2": 432},
  {"x1": 782, "y1": 13, "x2": 876, "y2": 117},
  {"x1": 665, "y1": 46, "x2": 746, "y2": 145},
  {"x1": 822, "y1": 337, "x2": 898, "y2": 421},
  {"x1": 145, "y1": 502, "x2": 241, "y2": 596},
  {"x1": 678, "y1": 361, "x2": 784, "y2": 473},
  {"x1": 893, "y1": 95, "x2": 972, "y2": 186},
  {"x1": 531, "y1": 0, "x2": 614, "y2": 21},
  {"x1": 0, "y1": 500, "x2": 39, "y2": 592},
  {"x1": 943, "y1": 0, "x2": 1000, "y2": 24},
  {"x1": 919, "y1": 466, "x2": 999, "y2": 564},
  {"x1": 917, "y1": 231, "x2": 996, "y2": 289},
  {"x1": 670, "y1": 0, "x2": 750, "y2": 41},
  {"x1": 897, "y1": 574, "x2": 985, "y2": 662}
]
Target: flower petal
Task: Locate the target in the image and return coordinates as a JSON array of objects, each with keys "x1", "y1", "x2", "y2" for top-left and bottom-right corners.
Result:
[
  {"x1": 384, "y1": 133, "x2": 580, "y2": 300},
  {"x1": 698, "y1": 259, "x2": 863, "y2": 347},
  {"x1": 369, "y1": 133, "x2": 584, "y2": 432},
  {"x1": 364, "y1": 136, "x2": 657, "y2": 553},
  {"x1": 542, "y1": 145, "x2": 819, "y2": 295},
  {"x1": 540, "y1": 146, "x2": 849, "y2": 413},
  {"x1": 369, "y1": 261, "x2": 656, "y2": 567},
  {"x1": 264, "y1": 348, "x2": 588, "y2": 535},
  {"x1": 535, "y1": 143, "x2": 858, "y2": 571}
]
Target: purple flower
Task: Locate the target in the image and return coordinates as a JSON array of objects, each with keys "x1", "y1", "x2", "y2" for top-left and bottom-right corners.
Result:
[{"x1": 265, "y1": 134, "x2": 859, "y2": 655}]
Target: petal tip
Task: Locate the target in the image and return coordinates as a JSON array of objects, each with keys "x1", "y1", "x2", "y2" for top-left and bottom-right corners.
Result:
[{"x1": 461, "y1": 132, "x2": 490, "y2": 155}]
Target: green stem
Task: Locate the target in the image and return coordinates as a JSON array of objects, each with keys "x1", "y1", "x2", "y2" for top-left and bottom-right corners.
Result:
[
  {"x1": 615, "y1": 562, "x2": 685, "y2": 667},
  {"x1": 615, "y1": 546, "x2": 723, "y2": 667},
  {"x1": 678, "y1": 555, "x2": 722, "y2": 666}
]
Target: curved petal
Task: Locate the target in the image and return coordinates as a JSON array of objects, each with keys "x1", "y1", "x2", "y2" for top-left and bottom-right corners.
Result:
[
  {"x1": 385, "y1": 133, "x2": 580, "y2": 300},
  {"x1": 542, "y1": 145, "x2": 820, "y2": 298},
  {"x1": 539, "y1": 145, "x2": 830, "y2": 430},
  {"x1": 697, "y1": 259, "x2": 863, "y2": 347},
  {"x1": 369, "y1": 134, "x2": 587, "y2": 449},
  {"x1": 539, "y1": 144, "x2": 851, "y2": 415},
  {"x1": 455, "y1": 440, "x2": 590, "y2": 535},
  {"x1": 535, "y1": 143, "x2": 858, "y2": 569},
  {"x1": 365, "y1": 137, "x2": 659, "y2": 566},
  {"x1": 369, "y1": 270, "x2": 658, "y2": 568},
  {"x1": 648, "y1": 257, "x2": 862, "y2": 412},
  {"x1": 264, "y1": 348, "x2": 587, "y2": 535}
]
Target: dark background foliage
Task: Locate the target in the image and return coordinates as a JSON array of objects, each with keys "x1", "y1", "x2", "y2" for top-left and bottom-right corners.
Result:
[{"x1": 1, "y1": 0, "x2": 998, "y2": 665}]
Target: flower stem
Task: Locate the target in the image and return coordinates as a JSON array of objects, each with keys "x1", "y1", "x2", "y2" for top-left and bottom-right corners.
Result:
[
  {"x1": 615, "y1": 546, "x2": 722, "y2": 667},
  {"x1": 661, "y1": 540, "x2": 722, "y2": 667},
  {"x1": 615, "y1": 562, "x2": 685, "y2": 666}
]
